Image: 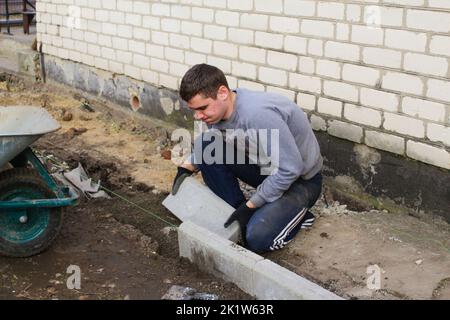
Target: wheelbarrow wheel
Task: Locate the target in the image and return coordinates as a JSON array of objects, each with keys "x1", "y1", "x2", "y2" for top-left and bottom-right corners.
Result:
[{"x1": 0, "y1": 168, "x2": 64, "y2": 257}]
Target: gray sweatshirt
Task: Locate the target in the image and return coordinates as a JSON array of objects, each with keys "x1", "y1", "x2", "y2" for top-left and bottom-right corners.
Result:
[{"x1": 194, "y1": 88, "x2": 323, "y2": 208}]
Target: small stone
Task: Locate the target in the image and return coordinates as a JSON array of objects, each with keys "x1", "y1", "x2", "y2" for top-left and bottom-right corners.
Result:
[
  {"x1": 415, "y1": 259, "x2": 423, "y2": 265},
  {"x1": 62, "y1": 111, "x2": 73, "y2": 121}
]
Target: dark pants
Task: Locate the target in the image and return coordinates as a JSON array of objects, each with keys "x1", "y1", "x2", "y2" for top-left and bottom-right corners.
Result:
[{"x1": 196, "y1": 137, "x2": 322, "y2": 253}]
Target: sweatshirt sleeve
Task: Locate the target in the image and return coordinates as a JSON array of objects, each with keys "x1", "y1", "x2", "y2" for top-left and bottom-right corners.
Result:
[{"x1": 248, "y1": 110, "x2": 303, "y2": 207}]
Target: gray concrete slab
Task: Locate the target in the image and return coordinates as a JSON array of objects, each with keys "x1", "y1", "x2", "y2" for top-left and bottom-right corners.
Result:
[
  {"x1": 252, "y1": 259, "x2": 343, "y2": 300},
  {"x1": 163, "y1": 177, "x2": 240, "y2": 242},
  {"x1": 178, "y1": 221, "x2": 263, "y2": 295},
  {"x1": 178, "y1": 221, "x2": 343, "y2": 300}
]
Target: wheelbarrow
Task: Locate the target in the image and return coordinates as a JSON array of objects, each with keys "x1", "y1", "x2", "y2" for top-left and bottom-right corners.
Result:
[{"x1": 0, "y1": 106, "x2": 78, "y2": 257}]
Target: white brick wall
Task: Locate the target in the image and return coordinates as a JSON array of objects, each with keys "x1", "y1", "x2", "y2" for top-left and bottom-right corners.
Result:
[{"x1": 37, "y1": 0, "x2": 450, "y2": 170}]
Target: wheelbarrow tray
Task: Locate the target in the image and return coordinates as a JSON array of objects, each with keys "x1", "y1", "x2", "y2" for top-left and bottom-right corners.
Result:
[
  {"x1": 0, "y1": 106, "x2": 78, "y2": 210},
  {"x1": 0, "y1": 106, "x2": 60, "y2": 168}
]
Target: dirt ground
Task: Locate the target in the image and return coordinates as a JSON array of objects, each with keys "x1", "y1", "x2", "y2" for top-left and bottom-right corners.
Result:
[{"x1": 0, "y1": 73, "x2": 449, "y2": 300}]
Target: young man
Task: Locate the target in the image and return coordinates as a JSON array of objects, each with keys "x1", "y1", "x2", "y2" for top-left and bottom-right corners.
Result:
[{"x1": 172, "y1": 64, "x2": 323, "y2": 253}]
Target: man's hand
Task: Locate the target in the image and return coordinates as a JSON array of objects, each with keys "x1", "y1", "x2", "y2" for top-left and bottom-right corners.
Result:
[
  {"x1": 171, "y1": 166, "x2": 194, "y2": 195},
  {"x1": 224, "y1": 202, "x2": 257, "y2": 245}
]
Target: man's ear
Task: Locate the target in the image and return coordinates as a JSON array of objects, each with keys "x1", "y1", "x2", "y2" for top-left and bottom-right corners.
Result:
[{"x1": 216, "y1": 85, "x2": 229, "y2": 101}]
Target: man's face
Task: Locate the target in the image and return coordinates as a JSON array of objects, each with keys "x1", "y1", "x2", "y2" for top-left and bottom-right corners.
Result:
[{"x1": 187, "y1": 87, "x2": 229, "y2": 125}]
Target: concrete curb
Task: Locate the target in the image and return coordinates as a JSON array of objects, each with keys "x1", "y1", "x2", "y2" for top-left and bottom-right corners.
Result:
[{"x1": 178, "y1": 221, "x2": 343, "y2": 300}]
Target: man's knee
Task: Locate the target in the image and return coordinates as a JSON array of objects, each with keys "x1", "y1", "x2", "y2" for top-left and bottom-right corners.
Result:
[{"x1": 245, "y1": 222, "x2": 275, "y2": 253}]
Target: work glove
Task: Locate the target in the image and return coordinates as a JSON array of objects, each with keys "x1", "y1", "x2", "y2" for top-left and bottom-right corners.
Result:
[
  {"x1": 171, "y1": 166, "x2": 194, "y2": 195},
  {"x1": 224, "y1": 202, "x2": 257, "y2": 246}
]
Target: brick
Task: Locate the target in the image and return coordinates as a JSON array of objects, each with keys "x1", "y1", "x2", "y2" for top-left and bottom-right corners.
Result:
[
  {"x1": 191, "y1": 38, "x2": 212, "y2": 54},
  {"x1": 103, "y1": 0, "x2": 116, "y2": 10},
  {"x1": 297, "y1": 93, "x2": 316, "y2": 111},
  {"x1": 129, "y1": 40, "x2": 146, "y2": 54},
  {"x1": 124, "y1": 64, "x2": 141, "y2": 80},
  {"x1": 169, "y1": 34, "x2": 190, "y2": 50},
  {"x1": 160, "y1": 74, "x2": 179, "y2": 90},
  {"x1": 310, "y1": 114, "x2": 327, "y2": 131},
  {"x1": 216, "y1": 10, "x2": 240, "y2": 27},
  {"x1": 407, "y1": 9, "x2": 450, "y2": 33},
  {"x1": 214, "y1": 41, "x2": 238, "y2": 58},
  {"x1": 324, "y1": 41, "x2": 359, "y2": 62},
  {"x1": 289, "y1": 74, "x2": 322, "y2": 94},
  {"x1": 117, "y1": 25, "x2": 132, "y2": 38},
  {"x1": 363, "y1": 6, "x2": 403, "y2": 27},
  {"x1": 346, "y1": 4, "x2": 361, "y2": 22},
  {"x1": 205, "y1": 25, "x2": 227, "y2": 40},
  {"x1": 109, "y1": 61, "x2": 124, "y2": 74},
  {"x1": 165, "y1": 47, "x2": 184, "y2": 63},
  {"x1": 146, "y1": 44, "x2": 163, "y2": 58},
  {"x1": 317, "y1": 2, "x2": 345, "y2": 20},
  {"x1": 152, "y1": 3, "x2": 170, "y2": 16},
  {"x1": 351, "y1": 25, "x2": 384, "y2": 45},
  {"x1": 161, "y1": 18, "x2": 181, "y2": 33},
  {"x1": 133, "y1": 54, "x2": 150, "y2": 68},
  {"x1": 301, "y1": 20, "x2": 334, "y2": 38},
  {"x1": 284, "y1": 0, "x2": 315, "y2": 17},
  {"x1": 430, "y1": 36, "x2": 450, "y2": 57},
  {"x1": 324, "y1": 81, "x2": 358, "y2": 102},
  {"x1": 427, "y1": 79, "x2": 450, "y2": 103},
  {"x1": 385, "y1": 29, "x2": 427, "y2": 52},
  {"x1": 228, "y1": 0, "x2": 253, "y2": 11},
  {"x1": 298, "y1": 57, "x2": 315, "y2": 74},
  {"x1": 384, "y1": 113, "x2": 425, "y2": 138},
  {"x1": 110, "y1": 11, "x2": 125, "y2": 24},
  {"x1": 133, "y1": 27, "x2": 150, "y2": 41},
  {"x1": 150, "y1": 58, "x2": 169, "y2": 73},
  {"x1": 239, "y1": 46, "x2": 266, "y2": 64},
  {"x1": 94, "y1": 57, "x2": 109, "y2": 71},
  {"x1": 316, "y1": 60, "x2": 341, "y2": 79},
  {"x1": 344, "y1": 104, "x2": 382, "y2": 127},
  {"x1": 428, "y1": 0, "x2": 450, "y2": 9},
  {"x1": 404, "y1": 53, "x2": 448, "y2": 77},
  {"x1": 362, "y1": 47, "x2": 402, "y2": 69},
  {"x1": 318, "y1": 98, "x2": 343, "y2": 117},
  {"x1": 170, "y1": 62, "x2": 189, "y2": 77},
  {"x1": 232, "y1": 61, "x2": 257, "y2": 80},
  {"x1": 270, "y1": 16, "x2": 299, "y2": 34},
  {"x1": 284, "y1": 36, "x2": 308, "y2": 55},
  {"x1": 181, "y1": 21, "x2": 202, "y2": 36},
  {"x1": 407, "y1": 141, "x2": 450, "y2": 170},
  {"x1": 259, "y1": 67, "x2": 287, "y2": 86},
  {"x1": 192, "y1": 7, "x2": 213, "y2": 22},
  {"x1": 228, "y1": 28, "x2": 254, "y2": 45},
  {"x1": 342, "y1": 64, "x2": 380, "y2": 86},
  {"x1": 360, "y1": 88, "x2": 399, "y2": 112},
  {"x1": 204, "y1": 0, "x2": 226, "y2": 9},
  {"x1": 266, "y1": 86, "x2": 296, "y2": 101},
  {"x1": 255, "y1": 0, "x2": 283, "y2": 14},
  {"x1": 238, "y1": 80, "x2": 265, "y2": 91},
  {"x1": 383, "y1": 0, "x2": 424, "y2": 5},
  {"x1": 308, "y1": 39, "x2": 323, "y2": 56},
  {"x1": 336, "y1": 23, "x2": 350, "y2": 41},
  {"x1": 328, "y1": 120, "x2": 363, "y2": 143},
  {"x1": 365, "y1": 131, "x2": 405, "y2": 155},
  {"x1": 239, "y1": 13, "x2": 268, "y2": 31},
  {"x1": 402, "y1": 97, "x2": 446, "y2": 122},
  {"x1": 171, "y1": 5, "x2": 191, "y2": 19},
  {"x1": 142, "y1": 69, "x2": 159, "y2": 84},
  {"x1": 427, "y1": 123, "x2": 450, "y2": 146},
  {"x1": 125, "y1": 13, "x2": 141, "y2": 27},
  {"x1": 267, "y1": 51, "x2": 297, "y2": 71},
  {"x1": 207, "y1": 56, "x2": 231, "y2": 73},
  {"x1": 101, "y1": 47, "x2": 115, "y2": 60},
  {"x1": 255, "y1": 32, "x2": 283, "y2": 50},
  {"x1": 382, "y1": 72, "x2": 424, "y2": 95},
  {"x1": 185, "y1": 52, "x2": 206, "y2": 65},
  {"x1": 95, "y1": 10, "x2": 109, "y2": 22}
]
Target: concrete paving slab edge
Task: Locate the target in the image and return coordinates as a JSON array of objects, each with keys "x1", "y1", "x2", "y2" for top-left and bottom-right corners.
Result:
[{"x1": 178, "y1": 221, "x2": 344, "y2": 300}]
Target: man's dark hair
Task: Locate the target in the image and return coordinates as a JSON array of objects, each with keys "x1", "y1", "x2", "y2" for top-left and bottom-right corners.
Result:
[{"x1": 179, "y1": 64, "x2": 229, "y2": 102}]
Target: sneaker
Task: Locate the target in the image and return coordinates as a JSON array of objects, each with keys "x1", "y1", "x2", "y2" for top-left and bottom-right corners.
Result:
[{"x1": 300, "y1": 210, "x2": 315, "y2": 229}]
